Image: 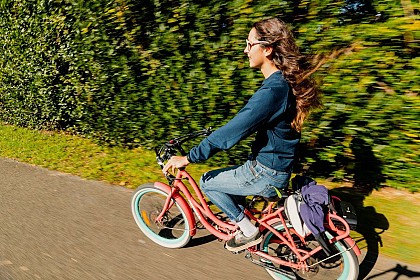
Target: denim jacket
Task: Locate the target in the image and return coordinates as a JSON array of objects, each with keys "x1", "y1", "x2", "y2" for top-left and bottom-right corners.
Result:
[{"x1": 187, "y1": 71, "x2": 300, "y2": 172}]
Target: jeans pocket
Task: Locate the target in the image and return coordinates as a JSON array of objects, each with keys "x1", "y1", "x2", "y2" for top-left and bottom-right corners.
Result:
[{"x1": 249, "y1": 160, "x2": 264, "y2": 178}]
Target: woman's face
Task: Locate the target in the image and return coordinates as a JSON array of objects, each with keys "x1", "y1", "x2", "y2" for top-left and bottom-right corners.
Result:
[{"x1": 244, "y1": 28, "x2": 266, "y2": 69}]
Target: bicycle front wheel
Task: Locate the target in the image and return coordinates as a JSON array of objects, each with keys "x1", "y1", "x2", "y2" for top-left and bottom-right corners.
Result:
[
  {"x1": 259, "y1": 222, "x2": 359, "y2": 280},
  {"x1": 131, "y1": 183, "x2": 191, "y2": 248}
]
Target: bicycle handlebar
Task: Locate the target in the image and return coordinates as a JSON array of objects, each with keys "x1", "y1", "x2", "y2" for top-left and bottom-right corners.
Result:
[
  {"x1": 155, "y1": 128, "x2": 212, "y2": 170},
  {"x1": 165, "y1": 127, "x2": 212, "y2": 149}
]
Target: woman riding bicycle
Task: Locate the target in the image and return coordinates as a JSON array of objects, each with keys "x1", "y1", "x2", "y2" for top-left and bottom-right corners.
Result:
[{"x1": 163, "y1": 17, "x2": 321, "y2": 252}]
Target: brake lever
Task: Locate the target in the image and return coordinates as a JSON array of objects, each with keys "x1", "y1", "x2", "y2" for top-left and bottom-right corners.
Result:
[{"x1": 205, "y1": 127, "x2": 213, "y2": 136}]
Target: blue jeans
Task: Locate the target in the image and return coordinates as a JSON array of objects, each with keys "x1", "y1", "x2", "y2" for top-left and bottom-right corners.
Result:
[{"x1": 200, "y1": 160, "x2": 291, "y2": 222}]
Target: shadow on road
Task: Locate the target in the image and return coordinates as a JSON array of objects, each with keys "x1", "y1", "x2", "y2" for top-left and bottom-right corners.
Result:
[
  {"x1": 364, "y1": 264, "x2": 420, "y2": 279},
  {"x1": 330, "y1": 187, "x2": 390, "y2": 280},
  {"x1": 326, "y1": 138, "x2": 392, "y2": 279},
  {"x1": 185, "y1": 234, "x2": 218, "y2": 248}
]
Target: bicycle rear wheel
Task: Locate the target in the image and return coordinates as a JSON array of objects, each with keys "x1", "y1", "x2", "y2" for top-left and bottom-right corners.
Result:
[
  {"x1": 131, "y1": 183, "x2": 191, "y2": 248},
  {"x1": 259, "y1": 222, "x2": 359, "y2": 280}
]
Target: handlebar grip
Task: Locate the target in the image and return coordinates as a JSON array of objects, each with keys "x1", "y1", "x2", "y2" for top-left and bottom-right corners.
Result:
[{"x1": 155, "y1": 127, "x2": 212, "y2": 163}]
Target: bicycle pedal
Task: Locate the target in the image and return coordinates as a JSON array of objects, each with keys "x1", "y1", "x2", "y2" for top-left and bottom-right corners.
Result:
[
  {"x1": 231, "y1": 249, "x2": 246, "y2": 255},
  {"x1": 231, "y1": 250, "x2": 242, "y2": 255}
]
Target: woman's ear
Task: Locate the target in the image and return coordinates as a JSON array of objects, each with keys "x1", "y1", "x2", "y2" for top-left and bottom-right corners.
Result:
[{"x1": 264, "y1": 46, "x2": 273, "y2": 58}]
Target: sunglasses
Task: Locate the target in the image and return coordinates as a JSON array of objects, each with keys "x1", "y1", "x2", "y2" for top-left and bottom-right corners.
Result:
[{"x1": 245, "y1": 39, "x2": 269, "y2": 50}]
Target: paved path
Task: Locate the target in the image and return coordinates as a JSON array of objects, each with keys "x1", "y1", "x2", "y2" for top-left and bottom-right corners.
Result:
[{"x1": 0, "y1": 158, "x2": 419, "y2": 279}]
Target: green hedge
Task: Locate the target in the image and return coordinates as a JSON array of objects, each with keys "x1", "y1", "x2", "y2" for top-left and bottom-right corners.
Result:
[{"x1": 0, "y1": 0, "x2": 418, "y2": 192}]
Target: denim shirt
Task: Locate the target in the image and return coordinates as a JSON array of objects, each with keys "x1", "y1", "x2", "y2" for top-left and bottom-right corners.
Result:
[{"x1": 188, "y1": 71, "x2": 300, "y2": 172}]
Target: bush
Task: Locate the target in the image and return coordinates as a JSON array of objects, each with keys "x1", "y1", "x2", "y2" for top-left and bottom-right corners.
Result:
[{"x1": 0, "y1": 0, "x2": 418, "y2": 191}]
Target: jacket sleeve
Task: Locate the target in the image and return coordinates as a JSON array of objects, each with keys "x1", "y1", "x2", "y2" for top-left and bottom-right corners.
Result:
[{"x1": 188, "y1": 85, "x2": 288, "y2": 163}]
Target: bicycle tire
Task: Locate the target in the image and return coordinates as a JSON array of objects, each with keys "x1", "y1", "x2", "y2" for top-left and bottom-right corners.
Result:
[
  {"x1": 131, "y1": 183, "x2": 192, "y2": 248},
  {"x1": 259, "y1": 222, "x2": 359, "y2": 280}
]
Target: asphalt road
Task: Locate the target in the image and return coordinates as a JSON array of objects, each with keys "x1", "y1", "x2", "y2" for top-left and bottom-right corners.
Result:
[{"x1": 1, "y1": 158, "x2": 419, "y2": 280}]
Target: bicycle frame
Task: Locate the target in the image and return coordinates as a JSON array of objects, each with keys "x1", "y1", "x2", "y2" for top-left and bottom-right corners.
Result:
[
  {"x1": 155, "y1": 169, "x2": 238, "y2": 241},
  {"x1": 153, "y1": 167, "x2": 361, "y2": 270},
  {"x1": 247, "y1": 208, "x2": 361, "y2": 269}
]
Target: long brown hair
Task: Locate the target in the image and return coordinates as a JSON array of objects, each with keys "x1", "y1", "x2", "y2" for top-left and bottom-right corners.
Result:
[{"x1": 253, "y1": 18, "x2": 321, "y2": 132}]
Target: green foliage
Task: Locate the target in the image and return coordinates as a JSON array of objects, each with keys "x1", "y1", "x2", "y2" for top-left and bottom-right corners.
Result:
[
  {"x1": 295, "y1": 1, "x2": 419, "y2": 192},
  {"x1": 0, "y1": 0, "x2": 418, "y2": 191}
]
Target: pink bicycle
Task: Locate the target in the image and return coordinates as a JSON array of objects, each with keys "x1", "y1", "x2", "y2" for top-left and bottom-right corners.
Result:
[{"x1": 131, "y1": 129, "x2": 361, "y2": 280}]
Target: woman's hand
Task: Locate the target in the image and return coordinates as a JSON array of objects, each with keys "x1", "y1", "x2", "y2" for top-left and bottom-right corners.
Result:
[{"x1": 162, "y1": 156, "x2": 190, "y2": 175}]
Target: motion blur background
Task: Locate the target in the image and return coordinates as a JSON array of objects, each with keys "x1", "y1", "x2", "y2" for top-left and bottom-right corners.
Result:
[{"x1": 0, "y1": 0, "x2": 418, "y2": 192}]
